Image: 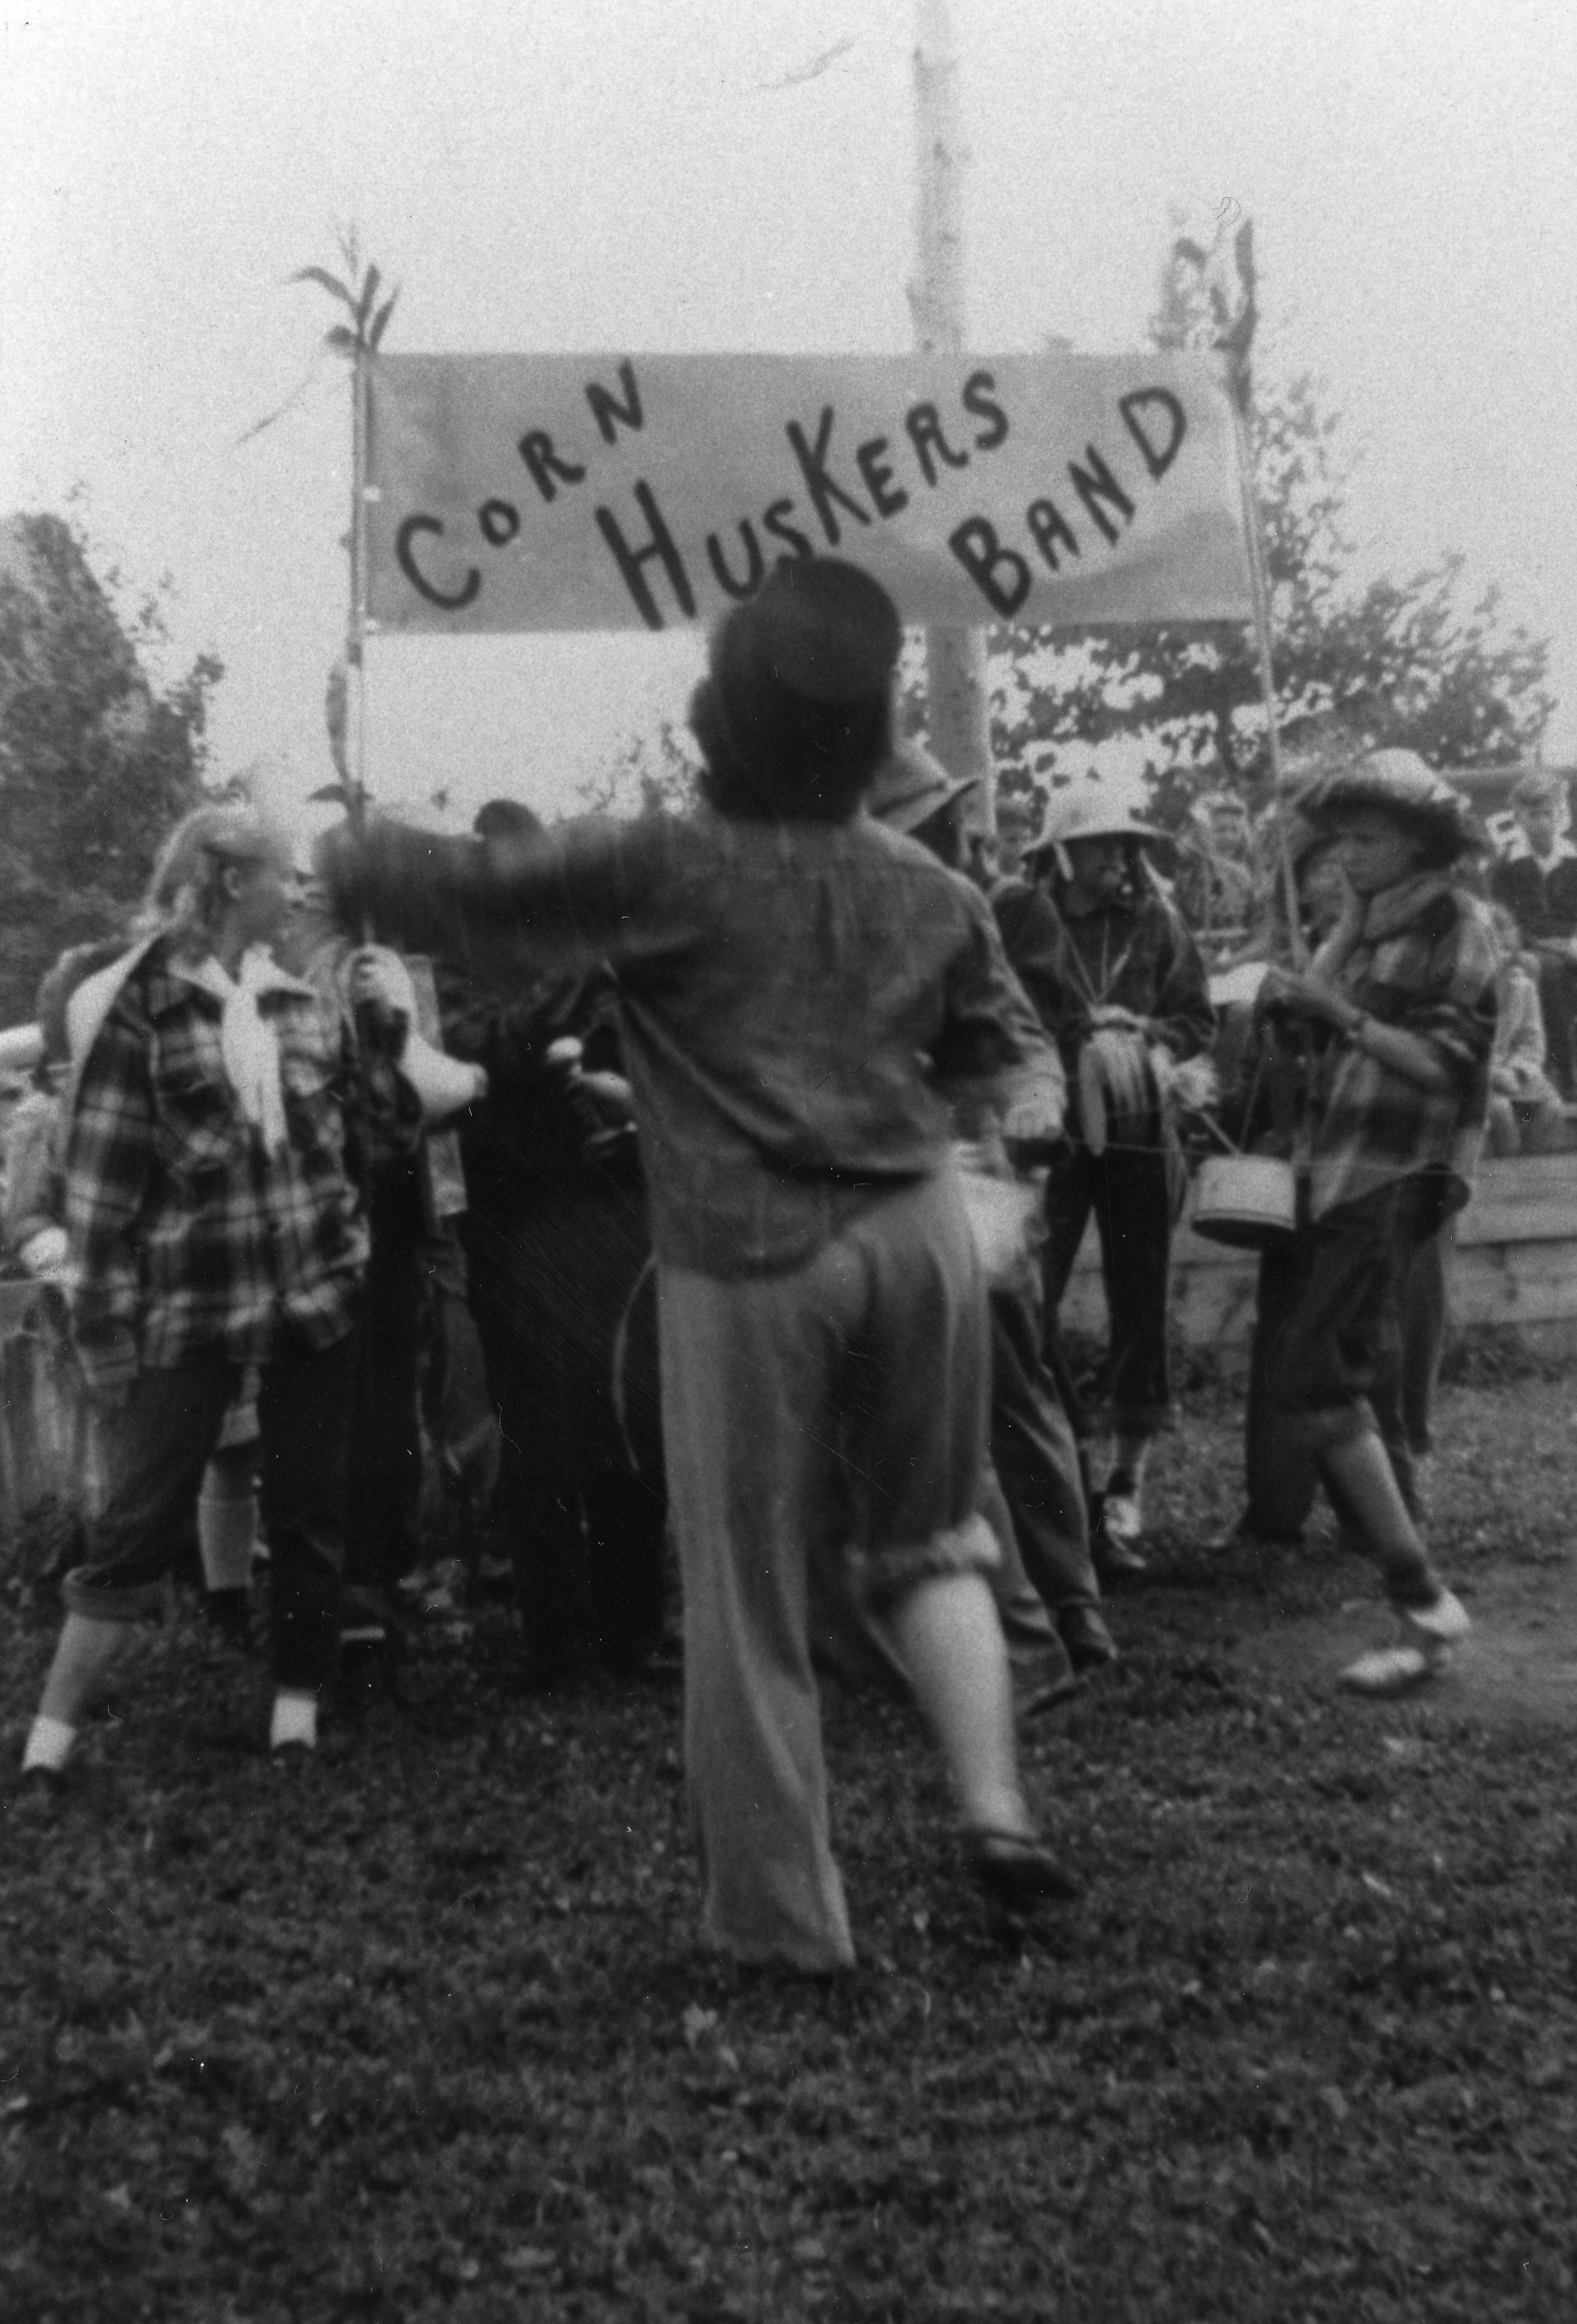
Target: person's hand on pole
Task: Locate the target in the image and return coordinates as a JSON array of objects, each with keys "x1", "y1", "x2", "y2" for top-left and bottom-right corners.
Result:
[{"x1": 1260, "y1": 966, "x2": 1352, "y2": 1029}]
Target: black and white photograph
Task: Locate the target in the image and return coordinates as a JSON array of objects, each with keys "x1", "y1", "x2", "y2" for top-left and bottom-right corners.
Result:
[{"x1": 2, "y1": 2, "x2": 1575, "y2": 2316}]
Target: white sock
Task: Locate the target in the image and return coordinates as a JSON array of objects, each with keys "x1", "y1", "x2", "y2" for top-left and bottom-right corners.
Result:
[
  {"x1": 22, "y1": 1715, "x2": 76, "y2": 1774},
  {"x1": 269, "y1": 1690, "x2": 318, "y2": 1752}
]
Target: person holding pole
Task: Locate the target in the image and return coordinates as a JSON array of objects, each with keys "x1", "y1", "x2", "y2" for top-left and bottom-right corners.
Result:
[
  {"x1": 1254, "y1": 751, "x2": 1493, "y2": 1691},
  {"x1": 322, "y1": 557, "x2": 1081, "y2": 1971},
  {"x1": 1211, "y1": 809, "x2": 1452, "y2": 1559}
]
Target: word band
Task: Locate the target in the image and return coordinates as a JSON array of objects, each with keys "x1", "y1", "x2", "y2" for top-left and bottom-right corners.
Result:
[{"x1": 367, "y1": 349, "x2": 1251, "y2": 636}]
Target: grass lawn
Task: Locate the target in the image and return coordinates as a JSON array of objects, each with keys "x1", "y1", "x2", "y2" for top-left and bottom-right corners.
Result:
[{"x1": 2, "y1": 1363, "x2": 1575, "y2": 2322}]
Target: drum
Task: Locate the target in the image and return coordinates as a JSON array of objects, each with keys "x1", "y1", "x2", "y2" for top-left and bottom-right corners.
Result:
[
  {"x1": 1190, "y1": 1152, "x2": 1297, "y2": 1247},
  {"x1": 1075, "y1": 1029, "x2": 1160, "y2": 1156}
]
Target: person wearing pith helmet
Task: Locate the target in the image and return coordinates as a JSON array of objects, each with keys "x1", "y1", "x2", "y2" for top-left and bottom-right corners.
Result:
[
  {"x1": 997, "y1": 776, "x2": 1214, "y2": 1577},
  {"x1": 1027, "y1": 778, "x2": 1161, "y2": 873},
  {"x1": 1257, "y1": 748, "x2": 1495, "y2": 1693}
]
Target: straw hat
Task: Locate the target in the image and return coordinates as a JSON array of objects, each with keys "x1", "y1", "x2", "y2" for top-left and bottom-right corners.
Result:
[{"x1": 1311, "y1": 750, "x2": 1481, "y2": 862}]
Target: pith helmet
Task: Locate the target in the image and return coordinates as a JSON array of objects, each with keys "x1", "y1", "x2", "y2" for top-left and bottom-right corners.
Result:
[
  {"x1": 1028, "y1": 780, "x2": 1158, "y2": 881},
  {"x1": 867, "y1": 739, "x2": 979, "y2": 835},
  {"x1": 1312, "y1": 750, "x2": 1481, "y2": 862}
]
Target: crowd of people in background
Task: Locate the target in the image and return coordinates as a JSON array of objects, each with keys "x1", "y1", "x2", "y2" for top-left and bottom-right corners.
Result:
[{"x1": 1, "y1": 552, "x2": 1564, "y2": 1971}]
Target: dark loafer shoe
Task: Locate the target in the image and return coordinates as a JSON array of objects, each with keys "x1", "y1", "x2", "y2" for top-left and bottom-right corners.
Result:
[
  {"x1": 1057, "y1": 1605, "x2": 1119, "y2": 1671},
  {"x1": 966, "y1": 1827, "x2": 1082, "y2": 1909}
]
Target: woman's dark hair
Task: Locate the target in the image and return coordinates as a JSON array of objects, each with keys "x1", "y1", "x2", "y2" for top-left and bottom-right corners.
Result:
[{"x1": 690, "y1": 558, "x2": 901, "y2": 823}]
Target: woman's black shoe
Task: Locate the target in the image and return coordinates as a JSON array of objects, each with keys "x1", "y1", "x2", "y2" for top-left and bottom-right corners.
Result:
[
  {"x1": 1057, "y1": 1605, "x2": 1119, "y2": 1671},
  {"x1": 966, "y1": 1828, "x2": 1082, "y2": 1909}
]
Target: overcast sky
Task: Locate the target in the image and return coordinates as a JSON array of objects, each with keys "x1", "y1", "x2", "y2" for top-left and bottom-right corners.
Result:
[{"x1": 2, "y1": 0, "x2": 1574, "y2": 828}]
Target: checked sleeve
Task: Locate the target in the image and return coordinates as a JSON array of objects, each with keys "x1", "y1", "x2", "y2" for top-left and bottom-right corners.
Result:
[
  {"x1": 63, "y1": 1007, "x2": 155, "y2": 1399},
  {"x1": 1396, "y1": 910, "x2": 1499, "y2": 1087}
]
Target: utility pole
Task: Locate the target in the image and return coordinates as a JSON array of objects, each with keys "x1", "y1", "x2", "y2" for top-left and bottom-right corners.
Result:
[{"x1": 911, "y1": 0, "x2": 994, "y2": 829}]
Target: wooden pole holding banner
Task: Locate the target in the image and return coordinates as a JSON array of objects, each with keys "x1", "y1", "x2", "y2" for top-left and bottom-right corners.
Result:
[
  {"x1": 347, "y1": 341, "x2": 372, "y2": 841},
  {"x1": 911, "y1": 0, "x2": 994, "y2": 830},
  {"x1": 347, "y1": 324, "x2": 469, "y2": 1225},
  {"x1": 1229, "y1": 396, "x2": 1308, "y2": 970}
]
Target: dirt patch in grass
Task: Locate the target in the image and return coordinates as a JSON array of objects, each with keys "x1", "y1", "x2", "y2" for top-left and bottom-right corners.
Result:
[{"x1": 3, "y1": 1374, "x2": 1576, "y2": 2322}]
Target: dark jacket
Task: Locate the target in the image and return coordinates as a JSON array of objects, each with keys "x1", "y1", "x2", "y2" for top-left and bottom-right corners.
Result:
[
  {"x1": 991, "y1": 878, "x2": 1214, "y2": 1078},
  {"x1": 1491, "y1": 838, "x2": 1577, "y2": 944}
]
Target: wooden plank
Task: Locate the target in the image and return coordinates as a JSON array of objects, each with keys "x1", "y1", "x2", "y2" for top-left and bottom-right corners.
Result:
[
  {"x1": 1453, "y1": 1238, "x2": 1577, "y2": 1328},
  {"x1": 1469, "y1": 1153, "x2": 1577, "y2": 1204},
  {"x1": 1457, "y1": 1200, "x2": 1577, "y2": 1247},
  {"x1": 1064, "y1": 1171, "x2": 1577, "y2": 1350},
  {"x1": 1458, "y1": 1152, "x2": 1577, "y2": 1245}
]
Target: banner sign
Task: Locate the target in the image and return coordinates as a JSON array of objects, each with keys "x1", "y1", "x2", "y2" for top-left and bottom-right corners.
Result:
[{"x1": 366, "y1": 349, "x2": 1250, "y2": 636}]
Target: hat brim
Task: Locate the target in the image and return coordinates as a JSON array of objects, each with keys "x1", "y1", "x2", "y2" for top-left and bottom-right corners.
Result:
[
  {"x1": 1026, "y1": 817, "x2": 1157, "y2": 860},
  {"x1": 1311, "y1": 777, "x2": 1483, "y2": 857},
  {"x1": 877, "y1": 770, "x2": 980, "y2": 835}
]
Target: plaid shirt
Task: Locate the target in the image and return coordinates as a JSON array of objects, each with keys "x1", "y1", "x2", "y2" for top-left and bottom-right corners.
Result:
[
  {"x1": 65, "y1": 940, "x2": 369, "y2": 1395},
  {"x1": 1309, "y1": 874, "x2": 1498, "y2": 1220},
  {"x1": 334, "y1": 806, "x2": 1065, "y2": 1278}
]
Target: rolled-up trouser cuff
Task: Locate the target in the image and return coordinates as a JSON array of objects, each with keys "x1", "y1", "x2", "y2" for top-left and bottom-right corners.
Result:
[
  {"x1": 853, "y1": 1511, "x2": 1000, "y2": 1611},
  {"x1": 60, "y1": 1573, "x2": 175, "y2": 1625}
]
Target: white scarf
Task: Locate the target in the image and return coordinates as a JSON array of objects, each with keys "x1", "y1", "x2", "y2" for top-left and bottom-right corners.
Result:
[{"x1": 187, "y1": 946, "x2": 290, "y2": 1153}]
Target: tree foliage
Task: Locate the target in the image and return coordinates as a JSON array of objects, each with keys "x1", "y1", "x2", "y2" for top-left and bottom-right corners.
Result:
[
  {"x1": 576, "y1": 717, "x2": 700, "y2": 819},
  {"x1": 0, "y1": 512, "x2": 222, "y2": 1025},
  {"x1": 982, "y1": 221, "x2": 1553, "y2": 828}
]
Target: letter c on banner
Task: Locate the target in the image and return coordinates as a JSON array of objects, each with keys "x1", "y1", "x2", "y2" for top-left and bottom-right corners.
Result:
[{"x1": 396, "y1": 516, "x2": 482, "y2": 612}]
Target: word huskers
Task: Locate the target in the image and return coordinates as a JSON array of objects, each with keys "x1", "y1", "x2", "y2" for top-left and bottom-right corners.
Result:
[{"x1": 367, "y1": 350, "x2": 1250, "y2": 636}]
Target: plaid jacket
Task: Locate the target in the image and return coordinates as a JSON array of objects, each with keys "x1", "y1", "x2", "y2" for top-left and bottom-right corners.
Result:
[
  {"x1": 1309, "y1": 874, "x2": 1498, "y2": 1220},
  {"x1": 65, "y1": 939, "x2": 369, "y2": 1395}
]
